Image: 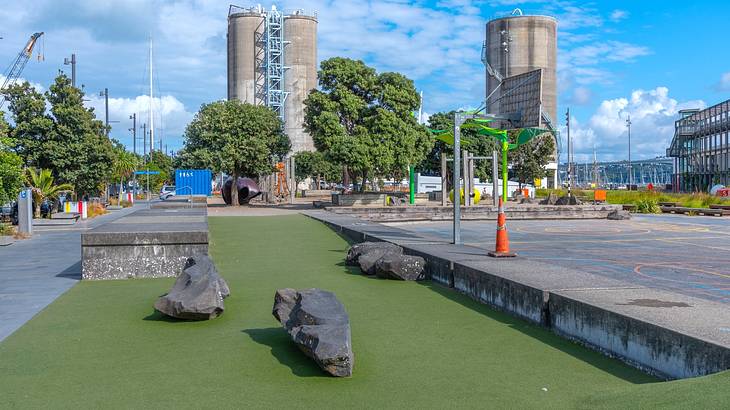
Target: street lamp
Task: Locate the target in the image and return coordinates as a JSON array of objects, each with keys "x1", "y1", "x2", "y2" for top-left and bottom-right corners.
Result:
[
  {"x1": 626, "y1": 114, "x2": 632, "y2": 189},
  {"x1": 63, "y1": 54, "x2": 76, "y2": 87}
]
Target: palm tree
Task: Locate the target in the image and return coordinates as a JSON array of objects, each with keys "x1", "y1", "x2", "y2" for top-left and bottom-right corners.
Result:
[
  {"x1": 26, "y1": 169, "x2": 74, "y2": 218},
  {"x1": 112, "y1": 150, "x2": 139, "y2": 205}
]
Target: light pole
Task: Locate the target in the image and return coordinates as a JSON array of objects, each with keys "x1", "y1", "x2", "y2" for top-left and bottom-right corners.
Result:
[
  {"x1": 99, "y1": 88, "x2": 109, "y2": 137},
  {"x1": 64, "y1": 54, "x2": 76, "y2": 87},
  {"x1": 626, "y1": 114, "x2": 632, "y2": 189},
  {"x1": 129, "y1": 113, "x2": 137, "y2": 155},
  {"x1": 566, "y1": 108, "x2": 572, "y2": 198}
]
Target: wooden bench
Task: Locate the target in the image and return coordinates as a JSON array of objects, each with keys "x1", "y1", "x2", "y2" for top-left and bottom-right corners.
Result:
[{"x1": 658, "y1": 202, "x2": 678, "y2": 207}]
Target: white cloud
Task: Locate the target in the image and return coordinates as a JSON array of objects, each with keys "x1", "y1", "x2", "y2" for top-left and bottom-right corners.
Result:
[
  {"x1": 715, "y1": 72, "x2": 730, "y2": 91},
  {"x1": 570, "y1": 86, "x2": 592, "y2": 105},
  {"x1": 609, "y1": 9, "x2": 629, "y2": 22},
  {"x1": 564, "y1": 87, "x2": 705, "y2": 162},
  {"x1": 84, "y1": 94, "x2": 194, "y2": 152}
]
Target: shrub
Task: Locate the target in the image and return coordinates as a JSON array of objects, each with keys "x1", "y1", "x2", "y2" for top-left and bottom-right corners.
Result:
[
  {"x1": 635, "y1": 197, "x2": 660, "y2": 213},
  {"x1": 0, "y1": 223, "x2": 14, "y2": 236},
  {"x1": 87, "y1": 203, "x2": 108, "y2": 218}
]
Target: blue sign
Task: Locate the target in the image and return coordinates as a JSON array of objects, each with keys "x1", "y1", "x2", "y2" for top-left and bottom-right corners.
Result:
[
  {"x1": 134, "y1": 170, "x2": 161, "y2": 175},
  {"x1": 20, "y1": 190, "x2": 27, "y2": 199}
]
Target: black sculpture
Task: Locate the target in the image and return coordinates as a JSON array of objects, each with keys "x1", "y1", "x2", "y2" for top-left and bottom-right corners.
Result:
[{"x1": 221, "y1": 177, "x2": 261, "y2": 205}]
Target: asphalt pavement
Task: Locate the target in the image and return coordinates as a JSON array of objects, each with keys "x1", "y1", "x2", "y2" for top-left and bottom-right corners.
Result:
[{"x1": 387, "y1": 214, "x2": 730, "y2": 303}]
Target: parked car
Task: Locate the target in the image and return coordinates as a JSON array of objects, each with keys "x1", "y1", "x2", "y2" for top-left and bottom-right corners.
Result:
[{"x1": 159, "y1": 185, "x2": 176, "y2": 200}]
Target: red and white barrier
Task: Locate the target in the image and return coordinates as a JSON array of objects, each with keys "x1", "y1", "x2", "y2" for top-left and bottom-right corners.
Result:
[
  {"x1": 125, "y1": 192, "x2": 134, "y2": 203},
  {"x1": 64, "y1": 201, "x2": 88, "y2": 219}
]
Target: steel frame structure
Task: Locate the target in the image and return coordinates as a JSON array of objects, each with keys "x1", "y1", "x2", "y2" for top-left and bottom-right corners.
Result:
[
  {"x1": 668, "y1": 99, "x2": 730, "y2": 192},
  {"x1": 263, "y1": 8, "x2": 288, "y2": 123}
]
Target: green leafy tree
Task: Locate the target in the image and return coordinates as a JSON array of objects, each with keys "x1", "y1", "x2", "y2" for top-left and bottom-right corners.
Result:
[
  {"x1": 304, "y1": 57, "x2": 431, "y2": 191},
  {"x1": 508, "y1": 132, "x2": 555, "y2": 188},
  {"x1": 4, "y1": 75, "x2": 115, "y2": 197},
  {"x1": 0, "y1": 114, "x2": 24, "y2": 205},
  {"x1": 3, "y1": 82, "x2": 53, "y2": 167},
  {"x1": 181, "y1": 100, "x2": 287, "y2": 206},
  {"x1": 112, "y1": 148, "x2": 139, "y2": 204},
  {"x1": 294, "y1": 151, "x2": 340, "y2": 189},
  {"x1": 425, "y1": 112, "x2": 498, "y2": 181},
  {"x1": 141, "y1": 150, "x2": 174, "y2": 193},
  {"x1": 26, "y1": 168, "x2": 73, "y2": 218}
]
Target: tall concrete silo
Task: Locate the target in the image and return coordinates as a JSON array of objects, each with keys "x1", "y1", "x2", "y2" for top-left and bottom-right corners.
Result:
[
  {"x1": 485, "y1": 12, "x2": 557, "y2": 125},
  {"x1": 227, "y1": 6, "x2": 265, "y2": 104},
  {"x1": 284, "y1": 12, "x2": 317, "y2": 153}
]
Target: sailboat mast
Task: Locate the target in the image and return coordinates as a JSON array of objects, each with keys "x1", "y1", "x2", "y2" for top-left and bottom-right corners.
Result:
[{"x1": 149, "y1": 36, "x2": 155, "y2": 153}]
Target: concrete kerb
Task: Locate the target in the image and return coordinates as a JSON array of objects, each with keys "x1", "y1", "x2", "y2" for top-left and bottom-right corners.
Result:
[{"x1": 302, "y1": 210, "x2": 730, "y2": 380}]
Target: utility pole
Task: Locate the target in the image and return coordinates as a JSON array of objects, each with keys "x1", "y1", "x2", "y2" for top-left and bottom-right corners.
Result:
[
  {"x1": 141, "y1": 123, "x2": 147, "y2": 159},
  {"x1": 129, "y1": 113, "x2": 136, "y2": 155},
  {"x1": 64, "y1": 53, "x2": 76, "y2": 87},
  {"x1": 99, "y1": 88, "x2": 109, "y2": 137},
  {"x1": 566, "y1": 108, "x2": 572, "y2": 198},
  {"x1": 626, "y1": 114, "x2": 632, "y2": 189}
]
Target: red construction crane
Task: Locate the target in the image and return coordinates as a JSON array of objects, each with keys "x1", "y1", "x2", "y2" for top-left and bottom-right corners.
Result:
[{"x1": 0, "y1": 32, "x2": 44, "y2": 110}]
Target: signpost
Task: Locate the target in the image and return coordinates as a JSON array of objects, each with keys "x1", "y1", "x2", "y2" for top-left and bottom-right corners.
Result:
[{"x1": 17, "y1": 189, "x2": 32, "y2": 235}]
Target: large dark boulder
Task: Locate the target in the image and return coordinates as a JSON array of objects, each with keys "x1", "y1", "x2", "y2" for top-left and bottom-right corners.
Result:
[
  {"x1": 607, "y1": 209, "x2": 632, "y2": 220},
  {"x1": 555, "y1": 195, "x2": 582, "y2": 205},
  {"x1": 154, "y1": 255, "x2": 230, "y2": 320},
  {"x1": 345, "y1": 242, "x2": 402, "y2": 266},
  {"x1": 375, "y1": 254, "x2": 426, "y2": 281},
  {"x1": 222, "y1": 177, "x2": 261, "y2": 205},
  {"x1": 358, "y1": 246, "x2": 403, "y2": 275},
  {"x1": 540, "y1": 192, "x2": 559, "y2": 205},
  {"x1": 272, "y1": 288, "x2": 354, "y2": 377}
]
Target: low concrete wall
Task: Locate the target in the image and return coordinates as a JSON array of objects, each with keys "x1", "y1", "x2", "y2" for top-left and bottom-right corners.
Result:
[
  {"x1": 302, "y1": 189, "x2": 333, "y2": 197},
  {"x1": 327, "y1": 204, "x2": 621, "y2": 222},
  {"x1": 81, "y1": 206, "x2": 208, "y2": 280},
  {"x1": 305, "y1": 210, "x2": 730, "y2": 380},
  {"x1": 331, "y1": 193, "x2": 386, "y2": 207}
]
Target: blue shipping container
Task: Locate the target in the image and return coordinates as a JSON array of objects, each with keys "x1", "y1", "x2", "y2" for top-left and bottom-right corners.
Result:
[{"x1": 175, "y1": 169, "x2": 212, "y2": 196}]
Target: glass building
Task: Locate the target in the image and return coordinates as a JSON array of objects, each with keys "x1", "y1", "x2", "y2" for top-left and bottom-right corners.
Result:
[{"x1": 667, "y1": 99, "x2": 730, "y2": 192}]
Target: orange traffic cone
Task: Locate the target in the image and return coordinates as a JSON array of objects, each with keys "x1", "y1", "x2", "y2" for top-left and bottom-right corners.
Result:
[{"x1": 488, "y1": 197, "x2": 516, "y2": 258}]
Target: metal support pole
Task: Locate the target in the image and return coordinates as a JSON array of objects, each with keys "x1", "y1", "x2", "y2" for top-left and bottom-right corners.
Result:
[
  {"x1": 492, "y1": 150, "x2": 499, "y2": 206},
  {"x1": 441, "y1": 153, "x2": 447, "y2": 207},
  {"x1": 627, "y1": 114, "x2": 632, "y2": 189},
  {"x1": 100, "y1": 88, "x2": 109, "y2": 137},
  {"x1": 453, "y1": 113, "x2": 462, "y2": 245},
  {"x1": 470, "y1": 156, "x2": 475, "y2": 204},
  {"x1": 566, "y1": 108, "x2": 572, "y2": 198},
  {"x1": 502, "y1": 140, "x2": 509, "y2": 201},
  {"x1": 409, "y1": 165, "x2": 415, "y2": 205},
  {"x1": 141, "y1": 123, "x2": 147, "y2": 159},
  {"x1": 462, "y1": 149, "x2": 469, "y2": 206},
  {"x1": 64, "y1": 54, "x2": 76, "y2": 88},
  {"x1": 289, "y1": 156, "x2": 296, "y2": 205},
  {"x1": 129, "y1": 113, "x2": 136, "y2": 155}
]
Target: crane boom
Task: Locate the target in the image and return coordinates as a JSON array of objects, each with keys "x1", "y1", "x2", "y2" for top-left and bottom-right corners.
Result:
[{"x1": 0, "y1": 32, "x2": 44, "y2": 110}]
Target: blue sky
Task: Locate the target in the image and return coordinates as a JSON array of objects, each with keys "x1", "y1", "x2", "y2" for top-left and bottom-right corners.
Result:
[{"x1": 1, "y1": 0, "x2": 728, "y2": 161}]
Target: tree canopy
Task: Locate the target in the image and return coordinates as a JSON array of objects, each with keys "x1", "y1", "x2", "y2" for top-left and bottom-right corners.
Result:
[
  {"x1": 3, "y1": 74, "x2": 114, "y2": 197},
  {"x1": 180, "y1": 100, "x2": 288, "y2": 205},
  {"x1": 0, "y1": 114, "x2": 23, "y2": 205},
  {"x1": 293, "y1": 151, "x2": 340, "y2": 187},
  {"x1": 303, "y1": 57, "x2": 432, "y2": 190}
]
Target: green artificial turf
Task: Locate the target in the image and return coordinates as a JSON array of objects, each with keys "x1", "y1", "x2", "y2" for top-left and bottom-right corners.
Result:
[{"x1": 0, "y1": 214, "x2": 727, "y2": 408}]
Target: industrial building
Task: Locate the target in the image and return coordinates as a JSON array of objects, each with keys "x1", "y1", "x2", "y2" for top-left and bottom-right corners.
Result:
[
  {"x1": 227, "y1": 4, "x2": 317, "y2": 153},
  {"x1": 668, "y1": 100, "x2": 730, "y2": 192},
  {"x1": 482, "y1": 9, "x2": 558, "y2": 188}
]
